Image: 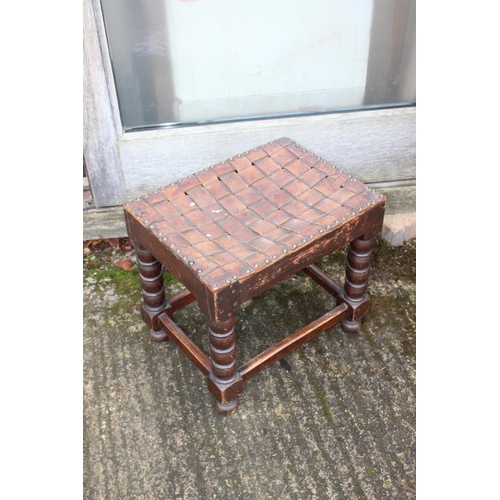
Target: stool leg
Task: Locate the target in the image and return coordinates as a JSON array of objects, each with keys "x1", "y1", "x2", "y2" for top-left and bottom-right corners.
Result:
[
  {"x1": 207, "y1": 318, "x2": 244, "y2": 415},
  {"x1": 341, "y1": 236, "x2": 374, "y2": 334},
  {"x1": 136, "y1": 247, "x2": 169, "y2": 342}
]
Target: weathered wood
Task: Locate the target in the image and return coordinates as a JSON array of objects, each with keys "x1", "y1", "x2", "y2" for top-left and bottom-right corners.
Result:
[
  {"x1": 123, "y1": 213, "x2": 215, "y2": 320},
  {"x1": 88, "y1": 0, "x2": 122, "y2": 137},
  {"x1": 303, "y1": 264, "x2": 344, "y2": 297},
  {"x1": 83, "y1": 0, "x2": 125, "y2": 207},
  {"x1": 125, "y1": 138, "x2": 386, "y2": 414},
  {"x1": 376, "y1": 185, "x2": 416, "y2": 215},
  {"x1": 83, "y1": 207, "x2": 126, "y2": 240},
  {"x1": 206, "y1": 318, "x2": 243, "y2": 415},
  {"x1": 119, "y1": 107, "x2": 415, "y2": 200},
  {"x1": 166, "y1": 289, "x2": 197, "y2": 316},
  {"x1": 340, "y1": 237, "x2": 375, "y2": 333},
  {"x1": 237, "y1": 202, "x2": 385, "y2": 304},
  {"x1": 158, "y1": 314, "x2": 211, "y2": 376},
  {"x1": 136, "y1": 247, "x2": 169, "y2": 341},
  {"x1": 85, "y1": 0, "x2": 414, "y2": 209},
  {"x1": 83, "y1": 184, "x2": 415, "y2": 241},
  {"x1": 238, "y1": 304, "x2": 348, "y2": 381}
]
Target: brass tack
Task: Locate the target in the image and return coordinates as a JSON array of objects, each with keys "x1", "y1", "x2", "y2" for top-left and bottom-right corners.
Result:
[
  {"x1": 254, "y1": 263, "x2": 259, "y2": 268},
  {"x1": 309, "y1": 235, "x2": 313, "y2": 239},
  {"x1": 189, "y1": 261, "x2": 194, "y2": 265},
  {"x1": 326, "y1": 225, "x2": 331, "y2": 229},
  {"x1": 211, "y1": 283, "x2": 217, "y2": 288},
  {"x1": 176, "y1": 249, "x2": 181, "y2": 253},
  {"x1": 225, "y1": 279, "x2": 231, "y2": 284},
  {"x1": 159, "y1": 232, "x2": 163, "y2": 236},
  {"x1": 183, "y1": 256, "x2": 188, "y2": 261},
  {"x1": 272, "y1": 255, "x2": 277, "y2": 259},
  {"x1": 283, "y1": 249, "x2": 288, "y2": 253},
  {"x1": 196, "y1": 269, "x2": 203, "y2": 273},
  {"x1": 246, "y1": 270, "x2": 251, "y2": 274},
  {"x1": 232, "y1": 275, "x2": 238, "y2": 279},
  {"x1": 302, "y1": 239, "x2": 307, "y2": 243},
  {"x1": 292, "y1": 244, "x2": 297, "y2": 249},
  {"x1": 265, "y1": 259, "x2": 270, "y2": 263},
  {"x1": 162, "y1": 237, "x2": 167, "y2": 241},
  {"x1": 319, "y1": 229, "x2": 324, "y2": 233}
]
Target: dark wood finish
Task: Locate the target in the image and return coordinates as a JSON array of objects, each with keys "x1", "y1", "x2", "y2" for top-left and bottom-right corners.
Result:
[
  {"x1": 165, "y1": 289, "x2": 197, "y2": 317},
  {"x1": 136, "y1": 247, "x2": 169, "y2": 341},
  {"x1": 340, "y1": 237, "x2": 375, "y2": 333},
  {"x1": 303, "y1": 264, "x2": 344, "y2": 298},
  {"x1": 206, "y1": 318, "x2": 244, "y2": 415},
  {"x1": 124, "y1": 137, "x2": 386, "y2": 414},
  {"x1": 158, "y1": 313, "x2": 211, "y2": 376},
  {"x1": 238, "y1": 303, "x2": 348, "y2": 381}
]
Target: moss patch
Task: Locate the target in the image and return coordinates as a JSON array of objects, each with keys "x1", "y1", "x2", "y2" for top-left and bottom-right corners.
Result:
[
  {"x1": 83, "y1": 256, "x2": 178, "y2": 309},
  {"x1": 371, "y1": 237, "x2": 416, "y2": 283}
]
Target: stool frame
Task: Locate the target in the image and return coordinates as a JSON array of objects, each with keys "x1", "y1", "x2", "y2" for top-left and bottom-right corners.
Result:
[{"x1": 124, "y1": 138, "x2": 385, "y2": 415}]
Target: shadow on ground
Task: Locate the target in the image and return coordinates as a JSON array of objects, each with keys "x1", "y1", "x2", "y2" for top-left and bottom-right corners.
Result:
[{"x1": 83, "y1": 237, "x2": 416, "y2": 499}]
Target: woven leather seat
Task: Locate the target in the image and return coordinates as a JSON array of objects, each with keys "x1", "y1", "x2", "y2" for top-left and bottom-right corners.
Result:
[{"x1": 124, "y1": 137, "x2": 386, "y2": 414}]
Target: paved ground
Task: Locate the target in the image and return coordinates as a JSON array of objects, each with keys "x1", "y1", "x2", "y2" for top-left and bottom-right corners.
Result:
[{"x1": 83, "y1": 237, "x2": 416, "y2": 499}]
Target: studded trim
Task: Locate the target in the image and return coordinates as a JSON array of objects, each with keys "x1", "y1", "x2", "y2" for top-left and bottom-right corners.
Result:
[{"x1": 124, "y1": 137, "x2": 385, "y2": 289}]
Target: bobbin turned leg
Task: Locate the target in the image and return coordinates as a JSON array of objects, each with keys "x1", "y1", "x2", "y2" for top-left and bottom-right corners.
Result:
[
  {"x1": 136, "y1": 246, "x2": 169, "y2": 342},
  {"x1": 340, "y1": 237, "x2": 375, "y2": 334},
  {"x1": 206, "y1": 318, "x2": 244, "y2": 415}
]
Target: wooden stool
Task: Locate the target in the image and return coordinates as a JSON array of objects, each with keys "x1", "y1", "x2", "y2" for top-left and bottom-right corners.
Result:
[{"x1": 124, "y1": 137, "x2": 386, "y2": 415}]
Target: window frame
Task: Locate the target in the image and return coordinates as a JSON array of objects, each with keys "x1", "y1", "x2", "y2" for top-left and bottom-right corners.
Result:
[{"x1": 84, "y1": 0, "x2": 415, "y2": 210}]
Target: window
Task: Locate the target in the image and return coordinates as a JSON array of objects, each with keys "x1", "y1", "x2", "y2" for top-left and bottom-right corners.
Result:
[{"x1": 101, "y1": 0, "x2": 415, "y2": 130}]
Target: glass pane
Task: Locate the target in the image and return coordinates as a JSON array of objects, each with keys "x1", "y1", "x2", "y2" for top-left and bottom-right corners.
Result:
[{"x1": 100, "y1": 0, "x2": 415, "y2": 130}]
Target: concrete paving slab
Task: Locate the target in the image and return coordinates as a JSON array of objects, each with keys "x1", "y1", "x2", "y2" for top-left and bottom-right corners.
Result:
[
  {"x1": 382, "y1": 213, "x2": 416, "y2": 247},
  {"x1": 83, "y1": 237, "x2": 416, "y2": 499}
]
